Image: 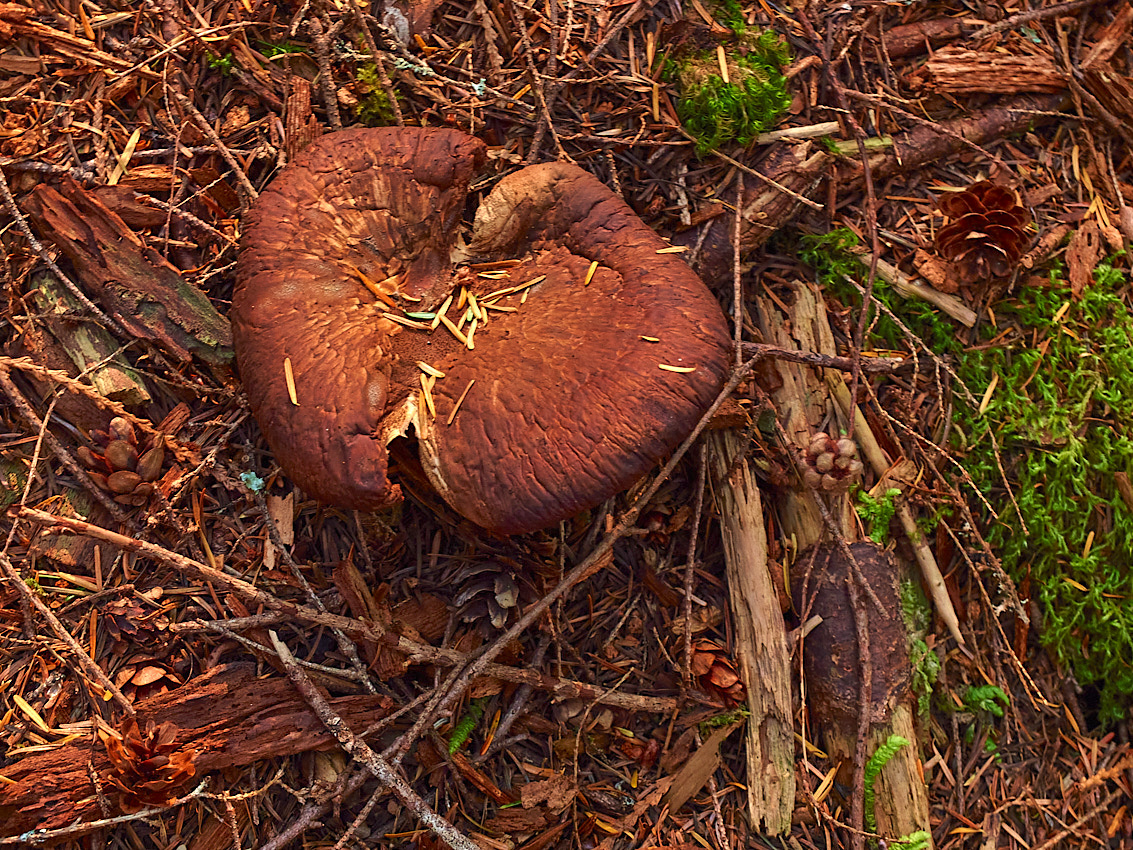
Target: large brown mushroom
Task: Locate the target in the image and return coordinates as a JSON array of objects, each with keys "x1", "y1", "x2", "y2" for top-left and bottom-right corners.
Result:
[{"x1": 234, "y1": 128, "x2": 730, "y2": 534}]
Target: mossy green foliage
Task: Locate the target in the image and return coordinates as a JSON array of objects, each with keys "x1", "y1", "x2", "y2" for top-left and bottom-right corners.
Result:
[
  {"x1": 863, "y1": 735, "x2": 909, "y2": 834},
  {"x1": 712, "y1": 0, "x2": 747, "y2": 33},
  {"x1": 668, "y1": 31, "x2": 791, "y2": 154},
  {"x1": 856, "y1": 487, "x2": 902, "y2": 545},
  {"x1": 959, "y1": 263, "x2": 1133, "y2": 722},
  {"x1": 889, "y1": 831, "x2": 932, "y2": 850},
  {"x1": 801, "y1": 226, "x2": 1133, "y2": 722},
  {"x1": 257, "y1": 40, "x2": 305, "y2": 58},
  {"x1": 207, "y1": 52, "x2": 234, "y2": 75},
  {"x1": 355, "y1": 63, "x2": 396, "y2": 126},
  {"x1": 449, "y1": 697, "x2": 487, "y2": 754},
  {"x1": 963, "y1": 684, "x2": 1010, "y2": 718},
  {"x1": 909, "y1": 637, "x2": 941, "y2": 717}
]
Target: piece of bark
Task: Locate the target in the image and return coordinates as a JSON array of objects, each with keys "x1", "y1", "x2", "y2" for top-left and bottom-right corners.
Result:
[
  {"x1": 916, "y1": 46, "x2": 1066, "y2": 94},
  {"x1": 708, "y1": 429, "x2": 794, "y2": 833},
  {"x1": 4, "y1": 324, "x2": 114, "y2": 434},
  {"x1": 21, "y1": 175, "x2": 233, "y2": 365},
  {"x1": 791, "y1": 542, "x2": 911, "y2": 725},
  {"x1": 660, "y1": 721, "x2": 743, "y2": 814},
  {"x1": 0, "y1": 663, "x2": 394, "y2": 836},
  {"x1": 877, "y1": 18, "x2": 967, "y2": 59},
  {"x1": 1066, "y1": 218, "x2": 1103, "y2": 301},
  {"x1": 285, "y1": 75, "x2": 322, "y2": 162},
  {"x1": 759, "y1": 285, "x2": 933, "y2": 847},
  {"x1": 90, "y1": 184, "x2": 169, "y2": 229},
  {"x1": 1082, "y1": 3, "x2": 1133, "y2": 71},
  {"x1": 30, "y1": 270, "x2": 151, "y2": 406}
]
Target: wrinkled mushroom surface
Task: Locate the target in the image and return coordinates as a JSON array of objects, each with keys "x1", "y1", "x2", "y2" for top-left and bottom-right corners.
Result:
[{"x1": 234, "y1": 127, "x2": 730, "y2": 534}]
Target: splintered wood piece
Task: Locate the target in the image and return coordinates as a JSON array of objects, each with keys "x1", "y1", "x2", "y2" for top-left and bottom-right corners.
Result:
[
  {"x1": 761, "y1": 287, "x2": 933, "y2": 846},
  {"x1": 21, "y1": 175, "x2": 233, "y2": 365},
  {"x1": 0, "y1": 663, "x2": 393, "y2": 837},
  {"x1": 919, "y1": 46, "x2": 1066, "y2": 94},
  {"x1": 708, "y1": 429, "x2": 794, "y2": 833}
]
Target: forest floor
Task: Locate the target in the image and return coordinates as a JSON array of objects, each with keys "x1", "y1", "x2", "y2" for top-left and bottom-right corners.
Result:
[{"x1": 1, "y1": 0, "x2": 1133, "y2": 848}]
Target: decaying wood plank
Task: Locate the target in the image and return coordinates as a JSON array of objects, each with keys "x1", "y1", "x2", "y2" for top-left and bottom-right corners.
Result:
[
  {"x1": 21, "y1": 176, "x2": 232, "y2": 365},
  {"x1": 707, "y1": 429, "x2": 794, "y2": 834},
  {"x1": 0, "y1": 663, "x2": 394, "y2": 837},
  {"x1": 30, "y1": 270, "x2": 151, "y2": 406},
  {"x1": 759, "y1": 283, "x2": 933, "y2": 847}
]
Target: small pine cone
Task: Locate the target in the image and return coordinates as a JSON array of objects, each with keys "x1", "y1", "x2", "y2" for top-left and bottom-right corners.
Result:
[
  {"x1": 79, "y1": 417, "x2": 165, "y2": 506},
  {"x1": 803, "y1": 432, "x2": 864, "y2": 492},
  {"x1": 935, "y1": 181, "x2": 1030, "y2": 284},
  {"x1": 99, "y1": 718, "x2": 197, "y2": 813},
  {"x1": 689, "y1": 638, "x2": 745, "y2": 706},
  {"x1": 451, "y1": 561, "x2": 521, "y2": 630},
  {"x1": 103, "y1": 598, "x2": 171, "y2": 648}
]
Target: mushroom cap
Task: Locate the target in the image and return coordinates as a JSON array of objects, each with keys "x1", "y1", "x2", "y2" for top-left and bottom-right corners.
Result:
[
  {"x1": 233, "y1": 128, "x2": 486, "y2": 510},
  {"x1": 234, "y1": 128, "x2": 730, "y2": 534},
  {"x1": 417, "y1": 162, "x2": 731, "y2": 533}
]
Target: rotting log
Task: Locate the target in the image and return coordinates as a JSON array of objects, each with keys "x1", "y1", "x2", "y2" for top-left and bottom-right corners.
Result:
[
  {"x1": 21, "y1": 175, "x2": 233, "y2": 366},
  {"x1": 676, "y1": 142, "x2": 829, "y2": 286},
  {"x1": 759, "y1": 283, "x2": 932, "y2": 846},
  {"x1": 707, "y1": 428, "x2": 794, "y2": 834},
  {"x1": 0, "y1": 663, "x2": 393, "y2": 837}
]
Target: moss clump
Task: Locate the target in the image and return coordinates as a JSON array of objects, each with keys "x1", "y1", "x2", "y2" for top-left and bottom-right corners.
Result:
[
  {"x1": 355, "y1": 63, "x2": 397, "y2": 126},
  {"x1": 957, "y1": 261, "x2": 1133, "y2": 722},
  {"x1": 668, "y1": 31, "x2": 791, "y2": 155}
]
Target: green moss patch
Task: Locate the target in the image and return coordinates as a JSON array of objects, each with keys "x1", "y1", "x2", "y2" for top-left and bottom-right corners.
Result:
[{"x1": 667, "y1": 31, "x2": 791, "y2": 155}]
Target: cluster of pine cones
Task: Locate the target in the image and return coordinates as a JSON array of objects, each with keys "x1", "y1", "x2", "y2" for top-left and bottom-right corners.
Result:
[{"x1": 76, "y1": 417, "x2": 165, "y2": 506}]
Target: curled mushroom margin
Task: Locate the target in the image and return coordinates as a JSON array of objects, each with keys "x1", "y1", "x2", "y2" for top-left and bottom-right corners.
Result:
[{"x1": 234, "y1": 128, "x2": 731, "y2": 535}]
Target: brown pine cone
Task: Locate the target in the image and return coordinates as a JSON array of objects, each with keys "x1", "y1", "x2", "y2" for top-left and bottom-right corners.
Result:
[
  {"x1": 99, "y1": 718, "x2": 197, "y2": 812},
  {"x1": 103, "y1": 598, "x2": 171, "y2": 649},
  {"x1": 802, "y1": 432, "x2": 864, "y2": 492},
  {"x1": 935, "y1": 181, "x2": 1030, "y2": 284},
  {"x1": 77, "y1": 416, "x2": 165, "y2": 506},
  {"x1": 689, "y1": 638, "x2": 745, "y2": 706},
  {"x1": 451, "y1": 561, "x2": 521, "y2": 630}
]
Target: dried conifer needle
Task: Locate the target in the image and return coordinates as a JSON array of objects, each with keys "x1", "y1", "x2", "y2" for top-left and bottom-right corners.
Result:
[
  {"x1": 432, "y1": 294, "x2": 454, "y2": 330},
  {"x1": 382, "y1": 312, "x2": 432, "y2": 330},
  {"x1": 447, "y1": 379, "x2": 476, "y2": 426},
  {"x1": 420, "y1": 373, "x2": 437, "y2": 417},
  {"x1": 439, "y1": 313, "x2": 469, "y2": 346},
  {"x1": 584, "y1": 260, "x2": 599, "y2": 286},
  {"x1": 283, "y1": 357, "x2": 298, "y2": 405}
]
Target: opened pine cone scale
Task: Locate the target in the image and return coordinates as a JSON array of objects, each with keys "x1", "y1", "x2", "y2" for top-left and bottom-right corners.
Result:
[{"x1": 935, "y1": 181, "x2": 1030, "y2": 285}]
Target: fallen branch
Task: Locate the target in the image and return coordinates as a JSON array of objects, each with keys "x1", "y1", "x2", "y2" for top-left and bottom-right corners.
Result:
[{"x1": 268, "y1": 631, "x2": 478, "y2": 850}]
